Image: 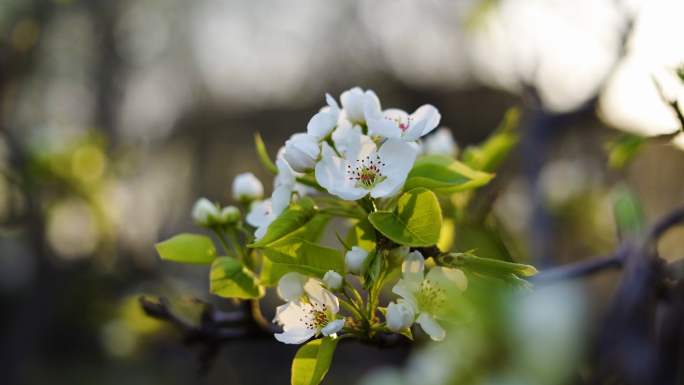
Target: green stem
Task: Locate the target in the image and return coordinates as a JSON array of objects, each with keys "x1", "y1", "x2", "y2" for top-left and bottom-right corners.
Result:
[
  {"x1": 213, "y1": 229, "x2": 238, "y2": 259},
  {"x1": 342, "y1": 326, "x2": 364, "y2": 335},
  {"x1": 295, "y1": 176, "x2": 325, "y2": 192},
  {"x1": 319, "y1": 208, "x2": 365, "y2": 219},
  {"x1": 345, "y1": 282, "x2": 366, "y2": 315},
  {"x1": 342, "y1": 291, "x2": 365, "y2": 318},
  {"x1": 337, "y1": 333, "x2": 358, "y2": 340},
  {"x1": 339, "y1": 299, "x2": 364, "y2": 322}
]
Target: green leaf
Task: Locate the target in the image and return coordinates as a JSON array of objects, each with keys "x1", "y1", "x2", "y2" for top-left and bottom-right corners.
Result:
[
  {"x1": 255, "y1": 132, "x2": 278, "y2": 174},
  {"x1": 259, "y1": 258, "x2": 291, "y2": 287},
  {"x1": 605, "y1": 134, "x2": 647, "y2": 171},
  {"x1": 155, "y1": 234, "x2": 217, "y2": 265},
  {"x1": 404, "y1": 155, "x2": 494, "y2": 194},
  {"x1": 250, "y1": 197, "x2": 318, "y2": 247},
  {"x1": 345, "y1": 218, "x2": 377, "y2": 251},
  {"x1": 287, "y1": 214, "x2": 331, "y2": 243},
  {"x1": 260, "y1": 237, "x2": 344, "y2": 278},
  {"x1": 291, "y1": 336, "x2": 339, "y2": 385},
  {"x1": 210, "y1": 257, "x2": 265, "y2": 299},
  {"x1": 461, "y1": 107, "x2": 520, "y2": 173},
  {"x1": 361, "y1": 249, "x2": 381, "y2": 289},
  {"x1": 368, "y1": 188, "x2": 442, "y2": 247},
  {"x1": 611, "y1": 185, "x2": 646, "y2": 241}
]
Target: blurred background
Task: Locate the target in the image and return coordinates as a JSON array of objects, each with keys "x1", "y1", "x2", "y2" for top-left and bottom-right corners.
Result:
[{"x1": 1, "y1": 0, "x2": 684, "y2": 384}]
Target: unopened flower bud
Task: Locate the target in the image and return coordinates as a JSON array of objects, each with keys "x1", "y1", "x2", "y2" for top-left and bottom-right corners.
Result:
[
  {"x1": 345, "y1": 246, "x2": 369, "y2": 275},
  {"x1": 232, "y1": 173, "x2": 264, "y2": 204},
  {"x1": 388, "y1": 245, "x2": 410, "y2": 264},
  {"x1": 220, "y1": 205, "x2": 241, "y2": 225},
  {"x1": 282, "y1": 134, "x2": 320, "y2": 173},
  {"x1": 192, "y1": 197, "x2": 220, "y2": 226},
  {"x1": 386, "y1": 301, "x2": 414, "y2": 332},
  {"x1": 323, "y1": 270, "x2": 343, "y2": 291}
]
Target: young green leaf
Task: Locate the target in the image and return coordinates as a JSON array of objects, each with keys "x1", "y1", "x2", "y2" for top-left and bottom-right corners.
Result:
[
  {"x1": 259, "y1": 258, "x2": 291, "y2": 287},
  {"x1": 254, "y1": 132, "x2": 278, "y2": 174},
  {"x1": 605, "y1": 134, "x2": 648, "y2": 171},
  {"x1": 368, "y1": 188, "x2": 442, "y2": 247},
  {"x1": 155, "y1": 234, "x2": 217, "y2": 265},
  {"x1": 250, "y1": 197, "x2": 318, "y2": 247},
  {"x1": 345, "y1": 218, "x2": 377, "y2": 251},
  {"x1": 259, "y1": 237, "x2": 345, "y2": 278},
  {"x1": 291, "y1": 336, "x2": 340, "y2": 385},
  {"x1": 404, "y1": 155, "x2": 494, "y2": 194},
  {"x1": 210, "y1": 257, "x2": 265, "y2": 298},
  {"x1": 461, "y1": 107, "x2": 520, "y2": 173}
]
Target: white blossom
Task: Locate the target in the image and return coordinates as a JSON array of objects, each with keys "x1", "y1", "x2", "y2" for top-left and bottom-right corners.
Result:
[
  {"x1": 232, "y1": 173, "x2": 264, "y2": 202},
  {"x1": 274, "y1": 283, "x2": 345, "y2": 344},
  {"x1": 307, "y1": 93, "x2": 340, "y2": 140},
  {"x1": 340, "y1": 87, "x2": 380, "y2": 125},
  {"x1": 366, "y1": 104, "x2": 441, "y2": 142},
  {"x1": 278, "y1": 272, "x2": 324, "y2": 303},
  {"x1": 345, "y1": 246, "x2": 369, "y2": 275},
  {"x1": 315, "y1": 133, "x2": 417, "y2": 200},
  {"x1": 422, "y1": 128, "x2": 458, "y2": 157},
  {"x1": 282, "y1": 133, "x2": 320, "y2": 173},
  {"x1": 191, "y1": 197, "x2": 219, "y2": 226},
  {"x1": 323, "y1": 270, "x2": 343, "y2": 291},
  {"x1": 245, "y1": 184, "x2": 291, "y2": 240},
  {"x1": 332, "y1": 119, "x2": 363, "y2": 155},
  {"x1": 386, "y1": 301, "x2": 415, "y2": 332},
  {"x1": 392, "y1": 251, "x2": 468, "y2": 341}
]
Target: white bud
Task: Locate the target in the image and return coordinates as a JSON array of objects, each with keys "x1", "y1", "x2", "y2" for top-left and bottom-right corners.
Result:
[
  {"x1": 220, "y1": 205, "x2": 241, "y2": 224},
  {"x1": 282, "y1": 133, "x2": 320, "y2": 173},
  {"x1": 191, "y1": 197, "x2": 219, "y2": 226},
  {"x1": 322, "y1": 270, "x2": 343, "y2": 291},
  {"x1": 386, "y1": 301, "x2": 414, "y2": 332},
  {"x1": 345, "y1": 246, "x2": 369, "y2": 275},
  {"x1": 423, "y1": 127, "x2": 458, "y2": 157},
  {"x1": 387, "y1": 245, "x2": 410, "y2": 264},
  {"x1": 232, "y1": 173, "x2": 264, "y2": 203}
]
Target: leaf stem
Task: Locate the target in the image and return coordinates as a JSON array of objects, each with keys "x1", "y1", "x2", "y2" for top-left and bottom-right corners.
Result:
[{"x1": 213, "y1": 228, "x2": 239, "y2": 259}]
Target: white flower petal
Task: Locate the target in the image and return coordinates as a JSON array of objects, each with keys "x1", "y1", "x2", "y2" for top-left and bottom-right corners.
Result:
[
  {"x1": 321, "y1": 141, "x2": 337, "y2": 158},
  {"x1": 254, "y1": 224, "x2": 268, "y2": 241},
  {"x1": 315, "y1": 156, "x2": 368, "y2": 201},
  {"x1": 425, "y1": 266, "x2": 468, "y2": 293},
  {"x1": 275, "y1": 327, "x2": 316, "y2": 344},
  {"x1": 370, "y1": 139, "x2": 417, "y2": 198},
  {"x1": 321, "y1": 319, "x2": 345, "y2": 336},
  {"x1": 416, "y1": 312, "x2": 446, "y2": 341},
  {"x1": 399, "y1": 119, "x2": 426, "y2": 142},
  {"x1": 386, "y1": 301, "x2": 415, "y2": 332},
  {"x1": 274, "y1": 158, "x2": 296, "y2": 189},
  {"x1": 402, "y1": 251, "x2": 425, "y2": 293},
  {"x1": 410, "y1": 104, "x2": 441, "y2": 136},
  {"x1": 232, "y1": 173, "x2": 264, "y2": 201},
  {"x1": 307, "y1": 111, "x2": 338, "y2": 140},
  {"x1": 278, "y1": 273, "x2": 309, "y2": 303},
  {"x1": 363, "y1": 90, "x2": 382, "y2": 121},
  {"x1": 345, "y1": 133, "x2": 377, "y2": 166},
  {"x1": 305, "y1": 282, "x2": 339, "y2": 314},
  {"x1": 392, "y1": 279, "x2": 419, "y2": 313},
  {"x1": 246, "y1": 199, "x2": 275, "y2": 227},
  {"x1": 367, "y1": 118, "x2": 402, "y2": 139},
  {"x1": 271, "y1": 185, "x2": 292, "y2": 215}
]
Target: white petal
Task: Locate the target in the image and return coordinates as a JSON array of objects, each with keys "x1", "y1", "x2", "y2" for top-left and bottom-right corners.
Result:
[
  {"x1": 370, "y1": 139, "x2": 418, "y2": 198},
  {"x1": 386, "y1": 301, "x2": 415, "y2": 332},
  {"x1": 278, "y1": 273, "x2": 309, "y2": 303},
  {"x1": 363, "y1": 92, "x2": 383, "y2": 121},
  {"x1": 345, "y1": 133, "x2": 377, "y2": 166},
  {"x1": 416, "y1": 312, "x2": 446, "y2": 341},
  {"x1": 246, "y1": 199, "x2": 275, "y2": 227},
  {"x1": 367, "y1": 118, "x2": 402, "y2": 139},
  {"x1": 305, "y1": 282, "x2": 339, "y2": 314},
  {"x1": 399, "y1": 119, "x2": 426, "y2": 142},
  {"x1": 315, "y1": 156, "x2": 368, "y2": 201},
  {"x1": 402, "y1": 251, "x2": 425, "y2": 293},
  {"x1": 340, "y1": 87, "x2": 365, "y2": 122},
  {"x1": 307, "y1": 111, "x2": 338, "y2": 140},
  {"x1": 274, "y1": 158, "x2": 296, "y2": 189},
  {"x1": 271, "y1": 185, "x2": 292, "y2": 215},
  {"x1": 275, "y1": 327, "x2": 316, "y2": 344},
  {"x1": 254, "y1": 224, "x2": 268, "y2": 241},
  {"x1": 410, "y1": 104, "x2": 441, "y2": 136},
  {"x1": 325, "y1": 93, "x2": 340, "y2": 113},
  {"x1": 425, "y1": 266, "x2": 468, "y2": 293},
  {"x1": 321, "y1": 319, "x2": 345, "y2": 336}
]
